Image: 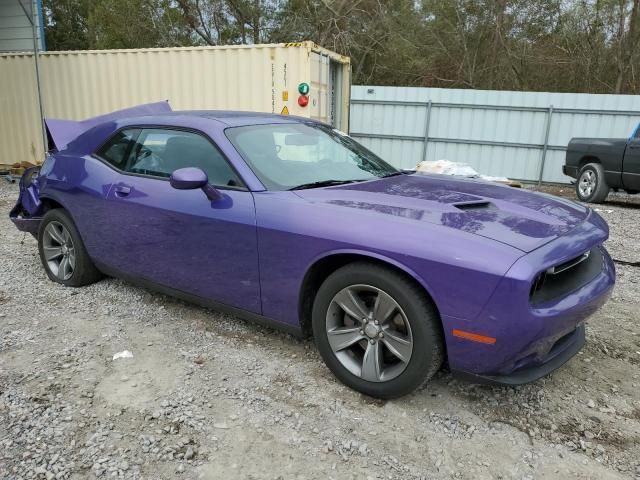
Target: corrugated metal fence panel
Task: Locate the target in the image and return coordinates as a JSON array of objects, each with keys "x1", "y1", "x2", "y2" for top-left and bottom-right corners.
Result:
[
  {"x1": 350, "y1": 86, "x2": 640, "y2": 183},
  {"x1": 0, "y1": 43, "x2": 350, "y2": 167},
  {"x1": 0, "y1": 53, "x2": 44, "y2": 164}
]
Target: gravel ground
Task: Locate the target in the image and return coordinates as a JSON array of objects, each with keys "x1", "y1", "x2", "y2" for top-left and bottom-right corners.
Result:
[{"x1": 1, "y1": 179, "x2": 639, "y2": 480}]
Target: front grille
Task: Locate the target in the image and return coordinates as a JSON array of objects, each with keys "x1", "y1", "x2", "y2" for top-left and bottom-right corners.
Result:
[
  {"x1": 530, "y1": 247, "x2": 603, "y2": 305},
  {"x1": 548, "y1": 251, "x2": 591, "y2": 275}
]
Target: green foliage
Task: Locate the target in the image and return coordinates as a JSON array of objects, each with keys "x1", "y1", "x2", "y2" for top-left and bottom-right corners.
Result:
[
  {"x1": 43, "y1": 0, "x2": 91, "y2": 50},
  {"x1": 89, "y1": 0, "x2": 193, "y2": 49},
  {"x1": 42, "y1": 0, "x2": 640, "y2": 94}
]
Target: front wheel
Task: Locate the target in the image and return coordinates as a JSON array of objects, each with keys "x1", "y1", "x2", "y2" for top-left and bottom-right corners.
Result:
[
  {"x1": 312, "y1": 262, "x2": 444, "y2": 399},
  {"x1": 576, "y1": 163, "x2": 609, "y2": 203},
  {"x1": 38, "y1": 209, "x2": 103, "y2": 287}
]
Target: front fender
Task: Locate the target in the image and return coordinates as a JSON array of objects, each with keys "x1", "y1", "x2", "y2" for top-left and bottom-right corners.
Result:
[{"x1": 303, "y1": 248, "x2": 439, "y2": 306}]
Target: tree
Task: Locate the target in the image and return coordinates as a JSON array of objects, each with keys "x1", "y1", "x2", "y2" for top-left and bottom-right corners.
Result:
[
  {"x1": 613, "y1": 0, "x2": 640, "y2": 92},
  {"x1": 175, "y1": 0, "x2": 280, "y2": 45},
  {"x1": 40, "y1": 0, "x2": 640, "y2": 94},
  {"x1": 42, "y1": 0, "x2": 91, "y2": 51},
  {"x1": 89, "y1": 0, "x2": 194, "y2": 49},
  {"x1": 273, "y1": 0, "x2": 425, "y2": 84}
]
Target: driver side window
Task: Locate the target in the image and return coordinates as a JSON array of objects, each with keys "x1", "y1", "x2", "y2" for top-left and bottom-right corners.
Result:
[
  {"x1": 97, "y1": 128, "x2": 243, "y2": 188},
  {"x1": 128, "y1": 129, "x2": 242, "y2": 188}
]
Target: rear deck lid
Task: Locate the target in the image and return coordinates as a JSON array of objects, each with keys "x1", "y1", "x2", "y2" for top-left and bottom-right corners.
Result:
[{"x1": 44, "y1": 101, "x2": 172, "y2": 152}]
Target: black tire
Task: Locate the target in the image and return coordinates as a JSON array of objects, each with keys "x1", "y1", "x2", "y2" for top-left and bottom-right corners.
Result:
[
  {"x1": 576, "y1": 163, "x2": 609, "y2": 203},
  {"x1": 312, "y1": 262, "x2": 444, "y2": 399},
  {"x1": 37, "y1": 209, "x2": 102, "y2": 287}
]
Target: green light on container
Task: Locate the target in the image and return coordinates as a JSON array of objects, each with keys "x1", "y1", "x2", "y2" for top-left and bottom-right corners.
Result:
[{"x1": 298, "y1": 82, "x2": 310, "y2": 95}]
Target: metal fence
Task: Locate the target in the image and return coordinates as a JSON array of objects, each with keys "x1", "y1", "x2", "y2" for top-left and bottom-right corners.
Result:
[{"x1": 350, "y1": 86, "x2": 640, "y2": 183}]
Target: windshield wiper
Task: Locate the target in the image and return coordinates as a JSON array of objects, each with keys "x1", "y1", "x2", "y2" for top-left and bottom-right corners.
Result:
[
  {"x1": 382, "y1": 171, "x2": 405, "y2": 178},
  {"x1": 288, "y1": 179, "x2": 358, "y2": 191}
]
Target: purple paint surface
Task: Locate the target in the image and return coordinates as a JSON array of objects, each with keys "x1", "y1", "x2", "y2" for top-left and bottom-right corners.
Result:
[{"x1": 10, "y1": 109, "x2": 615, "y2": 382}]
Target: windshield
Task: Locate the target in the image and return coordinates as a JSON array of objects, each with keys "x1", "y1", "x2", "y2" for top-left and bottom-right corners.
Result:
[{"x1": 225, "y1": 122, "x2": 398, "y2": 190}]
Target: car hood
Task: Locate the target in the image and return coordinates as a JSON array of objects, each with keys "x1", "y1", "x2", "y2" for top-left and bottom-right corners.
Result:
[{"x1": 294, "y1": 174, "x2": 591, "y2": 253}]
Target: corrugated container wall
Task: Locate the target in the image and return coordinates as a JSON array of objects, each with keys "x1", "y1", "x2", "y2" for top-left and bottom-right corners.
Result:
[
  {"x1": 0, "y1": 42, "x2": 350, "y2": 166},
  {"x1": 351, "y1": 86, "x2": 640, "y2": 184}
]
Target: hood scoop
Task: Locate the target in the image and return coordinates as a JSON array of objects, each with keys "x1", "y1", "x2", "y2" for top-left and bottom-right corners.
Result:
[{"x1": 453, "y1": 201, "x2": 496, "y2": 211}]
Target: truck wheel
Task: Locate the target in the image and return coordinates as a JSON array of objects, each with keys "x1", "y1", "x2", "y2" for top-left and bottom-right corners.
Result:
[
  {"x1": 312, "y1": 262, "x2": 444, "y2": 399},
  {"x1": 38, "y1": 209, "x2": 103, "y2": 287},
  {"x1": 576, "y1": 163, "x2": 609, "y2": 203}
]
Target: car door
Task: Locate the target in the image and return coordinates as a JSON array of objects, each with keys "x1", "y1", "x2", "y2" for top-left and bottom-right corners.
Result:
[
  {"x1": 100, "y1": 127, "x2": 261, "y2": 314},
  {"x1": 623, "y1": 128, "x2": 640, "y2": 191}
]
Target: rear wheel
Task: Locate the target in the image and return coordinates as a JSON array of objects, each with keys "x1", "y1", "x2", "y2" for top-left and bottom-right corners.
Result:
[
  {"x1": 576, "y1": 163, "x2": 609, "y2": 203},
  {"x1": 312, "y1": 262, "x2": 444, "y2": 399},
  {"x1": 38, "y1": 209, "x2": 102, "y2": 287}
]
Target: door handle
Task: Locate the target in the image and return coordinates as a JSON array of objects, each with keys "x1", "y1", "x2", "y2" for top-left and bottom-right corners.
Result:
[{"x1": 114, "y1": 185, "x2": 131, "y2": 197}]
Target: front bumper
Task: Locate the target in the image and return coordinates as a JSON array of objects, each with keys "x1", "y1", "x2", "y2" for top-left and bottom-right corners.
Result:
[
  {"x1": 9, "y1": 166, "x2": 43, "y2": 236},
  {"x1": 444, "y1": 210, "x2": 615, "y2": 385},
  {"x1": 451, "y1": 324, "x2": 585, "y2": 385},
  {"x1": 10, "y1": 215, "x2": 41, "y2": 235}
]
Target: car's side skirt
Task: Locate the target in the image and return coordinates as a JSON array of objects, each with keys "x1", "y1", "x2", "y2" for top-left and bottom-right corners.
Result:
[{"x1": 94, "y1": 261, "x2": 304, "y2": 338}]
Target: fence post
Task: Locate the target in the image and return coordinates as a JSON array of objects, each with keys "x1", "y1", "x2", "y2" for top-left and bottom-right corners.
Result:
[
  {"x1": 18, "y1": 0, "x2": 47, "y2": 157},
  {"x1": 421, "y1": 100, "x2": 432, "y2": 163},
  {"x1": 538, "y1": 105, "x2": 554, "y2": 185}
]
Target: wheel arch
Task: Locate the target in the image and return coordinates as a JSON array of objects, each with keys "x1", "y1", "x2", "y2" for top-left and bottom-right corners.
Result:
[
  {"x1": 38, "y1": 194, "x2": 94, "y2": 258},
  {"x1": 298, "y1": 249, "x2": 442, "y2": 338},
  {"x1": 40, "y1": 195, "x2": 66, "y2": 213},
  {"x1": 578, "y1": 155, "x2": 601, "y2": 170}
]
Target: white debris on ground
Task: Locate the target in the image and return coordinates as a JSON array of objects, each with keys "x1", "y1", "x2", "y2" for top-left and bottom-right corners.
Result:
[
  {"x1": 1, "y1": 180, "x2": 639, "y2": 479},
  {"x1": 416, "y1": 160, "x2": 513, "y2": 183},
  {"x1": 113, "y1": 350, "x2": 134, "y2": 361}
]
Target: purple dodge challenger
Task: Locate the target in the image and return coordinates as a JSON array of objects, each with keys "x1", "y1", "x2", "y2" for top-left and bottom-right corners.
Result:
[{"x1": 10, "y1": 102, "x2": 615, "y2": 398}]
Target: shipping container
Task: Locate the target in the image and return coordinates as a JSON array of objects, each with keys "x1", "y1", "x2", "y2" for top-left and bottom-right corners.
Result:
[{"x1": 0, "y1": 42, "x2": 351, "y2": 167}]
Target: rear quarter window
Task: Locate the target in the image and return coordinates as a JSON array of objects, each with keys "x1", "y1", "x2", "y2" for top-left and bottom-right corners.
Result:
[{"x1": 96, "y1": 129, "x2": 140, "y2": 169}]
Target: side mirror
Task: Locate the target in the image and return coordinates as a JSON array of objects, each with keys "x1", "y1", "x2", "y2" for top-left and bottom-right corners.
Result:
[
  {"x1": 170, "y1": 167, "x2": 208, "y2": 189},
  {"x1": 170, "y1": 167, "x2": 222, "y2": 201}
]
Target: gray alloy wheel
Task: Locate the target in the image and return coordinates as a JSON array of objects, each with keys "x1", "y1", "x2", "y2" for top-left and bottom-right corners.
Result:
[
  {"x1": 326, "y1": 284, "x2": 413, "y2": 383},
  {"x1": 578, "y1": 169, "x2": 596, "y2": 199},
  {"x1": 42, "y1": 220, "x2": 76, "y2": 281},
  {"x1": 312, "y1": 262, "x2": 444, "y2": 399},
  {"x1": 576, "y1": 163, "x2": 609, "y2": 203},
  {"x1": 38, "y1": 209, "x2": 103, "y2": 287}
]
